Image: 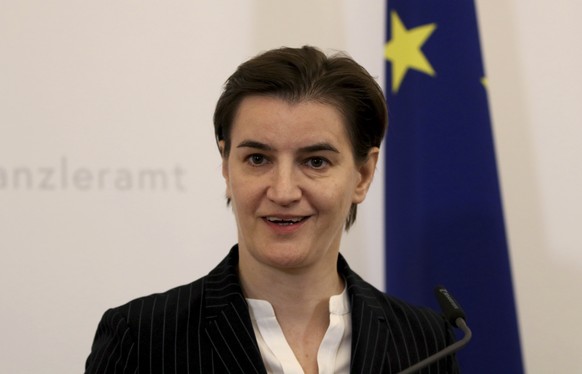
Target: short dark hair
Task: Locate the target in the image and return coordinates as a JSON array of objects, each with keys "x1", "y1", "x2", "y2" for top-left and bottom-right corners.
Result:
[{"x1": 213, "y1": 45, "x2": 387, "y2": 229}]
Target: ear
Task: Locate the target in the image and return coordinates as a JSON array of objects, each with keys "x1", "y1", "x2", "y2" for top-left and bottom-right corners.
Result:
[
  {"x1": 218, "y1": 140, "x2": 231, "y2": 197},
  {"x1": 352, "y1": 147, "x2": 379, "y2": 204}
]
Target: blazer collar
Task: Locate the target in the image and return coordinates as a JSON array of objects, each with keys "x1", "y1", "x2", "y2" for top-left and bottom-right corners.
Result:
[
  {"x1": 203, "y1": 246, "x2": 391, "y2": 374},
  {"x1": 338, "y1": 255, "x2": 392, "y2": 373},
  {"x1": 203, "y1": 245, "x2": 267, "y2": 374}
]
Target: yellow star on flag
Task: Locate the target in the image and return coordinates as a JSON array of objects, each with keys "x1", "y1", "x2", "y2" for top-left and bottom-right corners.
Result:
[{"x1": 385, "y1": 11, "x2": 437, "y2": 93}]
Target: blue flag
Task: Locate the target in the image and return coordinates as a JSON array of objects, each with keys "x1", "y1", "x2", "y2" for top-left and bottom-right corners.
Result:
[{"x1": 384, "y1": 1, "x2": 524, "y2": 372}]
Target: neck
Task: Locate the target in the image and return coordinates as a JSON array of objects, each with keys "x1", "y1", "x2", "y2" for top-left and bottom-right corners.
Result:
[
  {"x1": 237, "y1": 251, "x2": 344, "y2": 321},
  {"x1": 237, "y1": 248, "x2": 345, "y2": 373}
]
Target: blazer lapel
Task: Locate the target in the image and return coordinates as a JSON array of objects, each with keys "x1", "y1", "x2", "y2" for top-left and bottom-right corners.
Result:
[
  {"x1": 340, "y1": 256, "x2": 392, "y2": 374},
  {"x1": 202, "y1": 246, "x2": 267, "y2": 374},
  {"x1": 201, "y1": 248, "x2": 395, "y2": 373}
]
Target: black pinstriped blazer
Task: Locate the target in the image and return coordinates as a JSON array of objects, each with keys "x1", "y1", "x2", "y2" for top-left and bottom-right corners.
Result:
[{"x1": 86, "y1": 246, "x2": 459, "y2": 373}]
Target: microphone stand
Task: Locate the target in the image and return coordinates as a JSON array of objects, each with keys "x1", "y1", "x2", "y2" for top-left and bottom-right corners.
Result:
[
  {"x1": 399, "y1": 317, "x2": 472, "y2": 374},
  {"x1": 398, "y1": 286, "x2": 472, "y2": 374}
]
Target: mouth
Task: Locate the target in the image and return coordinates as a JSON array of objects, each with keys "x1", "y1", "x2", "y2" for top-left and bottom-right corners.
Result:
[{"x1": 263, "y1": 216, "x2": 310, "y2": 226}]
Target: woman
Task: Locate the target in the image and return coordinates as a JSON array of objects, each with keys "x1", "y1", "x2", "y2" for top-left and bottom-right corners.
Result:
[{"x1": 86, "y1": 46, "x2": 458, "y2": 374}]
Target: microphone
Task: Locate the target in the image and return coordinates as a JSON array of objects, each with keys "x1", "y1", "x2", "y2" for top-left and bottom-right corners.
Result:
[{"x1": 398, "y1": 286, "x2": 472, "y2": 374}]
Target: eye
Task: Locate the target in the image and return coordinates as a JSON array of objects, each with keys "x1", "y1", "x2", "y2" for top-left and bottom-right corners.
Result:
[
  {"x1": 247, "y1": 154, "x2": 268, "y2": 166},
  {"x1": 305, "y1": 157, "x2": 329, "y2": 170}
]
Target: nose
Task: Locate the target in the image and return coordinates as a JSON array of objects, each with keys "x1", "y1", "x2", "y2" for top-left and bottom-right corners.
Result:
[{"x1": 266, "y1": 164, "x2": 302, "y2": 206}]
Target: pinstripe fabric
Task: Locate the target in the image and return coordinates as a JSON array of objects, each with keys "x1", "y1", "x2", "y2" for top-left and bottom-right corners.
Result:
[{"x1": 86, "y1": 246, "x2": 459, "y2": 373}]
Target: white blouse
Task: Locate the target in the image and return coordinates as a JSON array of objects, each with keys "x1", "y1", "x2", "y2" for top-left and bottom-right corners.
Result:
[{"x1": 246, "y1": 287, "x2": 351, "y2": 374}]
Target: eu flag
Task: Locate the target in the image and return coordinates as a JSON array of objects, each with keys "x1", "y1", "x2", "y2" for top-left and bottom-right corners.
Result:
[{"x1": 384, "y1": 1, "x2": 524, "y2": 372}]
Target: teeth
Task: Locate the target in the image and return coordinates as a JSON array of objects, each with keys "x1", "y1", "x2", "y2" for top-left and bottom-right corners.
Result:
[{"x1": 266, "y1": 216, "x2": 304, "y2": 224}]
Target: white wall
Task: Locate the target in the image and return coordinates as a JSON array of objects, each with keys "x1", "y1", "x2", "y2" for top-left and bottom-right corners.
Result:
[
  {"x1": 0, "y1": 1, "x2": 580, "y2": 373},
  {"x1": 478, "y1": 1, "x2": 582, "y2": 372},
  {"x1": 0, "y1": 1, "x2": 385, "y2": 373}
]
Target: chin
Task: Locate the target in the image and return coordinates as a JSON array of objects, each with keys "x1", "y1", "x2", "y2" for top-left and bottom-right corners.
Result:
[{"x1": 258, "y1": 243, "x2": 313, "y2": 269}]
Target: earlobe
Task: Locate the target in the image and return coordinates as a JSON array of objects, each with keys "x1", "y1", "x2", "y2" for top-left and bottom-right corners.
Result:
[
  {"x1": 218, "y1": 140, "x2": 231, "y2": 195},
  {"x1": 222, "y1": 163, "x2": 231, "y2": 200},
  {"x1": 218, "y1": 140, "x2": 226, "y2": 159},
  {"x1": 353, "y1": 147, "x2": 380, "y2": 204},
  {"x1": 222, "y1": 158, "x2": 229, "y2": 181}
]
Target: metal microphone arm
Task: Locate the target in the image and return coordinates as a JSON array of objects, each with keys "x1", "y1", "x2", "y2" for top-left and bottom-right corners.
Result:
[
  {"x1": 398, "y1": 286, "x2": 472, "y2": 374},
  {"x1": 399, "y1": 317, "x2": 472, "y2": 374}
]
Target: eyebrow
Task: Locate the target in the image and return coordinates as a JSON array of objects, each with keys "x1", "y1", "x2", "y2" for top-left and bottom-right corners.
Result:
[
  {"x1": 236, "y1": 140, "x2": 273, "y2": 151},
  {"x1": 299, "y1": 142, "x2": 339, "y2": 154},
  {"x1": 236, "y1": 140, "x2": 339, "y2": 154}
]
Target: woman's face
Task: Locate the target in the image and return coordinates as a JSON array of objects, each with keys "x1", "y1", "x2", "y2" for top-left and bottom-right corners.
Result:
[{"x1": 221, "y1": 95, "x2": 378, "y2": 273}]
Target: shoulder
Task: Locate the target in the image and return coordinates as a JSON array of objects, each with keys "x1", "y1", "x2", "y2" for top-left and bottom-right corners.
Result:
[
  {"x1": 91, "y1": 276, "x2": 208, "y2": 357},
  {"x1": 108, "y1": 276, "x2": 206, "y2": 324},
  {"x1": 350, "y1": 272, "x2": 446, "y2": 330},
  {"x1": 340, "y1": 258, "x2": 452, "y2": 345},
  {"x1": 86, "y1": 247, "x2": 246, "y2": 373},
  {"x1": 379, "y1": 290, "x2": 451, "y2": 340},
  {"x1": 86, "y1": 277, "x2": 209, "y2": 373},
  {"x1": 106, "y1": 246, "x2": 242, "y2": 322},
  {"x1": 341, "y1": 263, "x2": 458, "y2": 372},
  {"x1": 98, "y1": 246, "x2": 241, "y2": 332}
]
